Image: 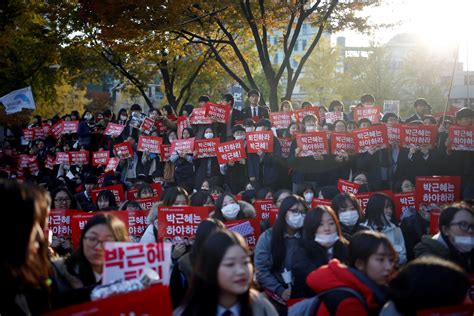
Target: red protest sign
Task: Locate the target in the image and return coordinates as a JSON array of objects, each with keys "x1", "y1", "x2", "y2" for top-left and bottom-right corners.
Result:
[
  {"x1": 296, "y1": 132, "x2": 329, "y2": 156},
  {"x1": 190, "y1": 107, "x2": 213, "y2": 125},
  {"x1": 137, "y1": 135, "x2": 163, "y2": 154},
  {"x1": 44, "y1": 284, "x2": 173, "y2": 316},
  {"x1": 194, "y1": 138, "x2": 219, "y2": 158},
  {"x1": 295, "y1": 107, "x2": 320, "y2": 123},
  {"x1": 91, "y1": 184, "x2": 125, "y2": 205},
  {"x1": 69, "y1": 150, "x2": 89, "y2": 165},
  {"x1": 205, "y1": 102, "x2": 231, "y2": 123},
  {"x1": 45, "y1": 155, "x2": 55, "y2": 170},
  {"x1": 387, "y1": 123, "x2": 401, "y2": 144},
  {"x1": 105, "y1": 157, "x2": 120, "y2": 172},
  {"x1": 246, "y1": 131, "x2": 274, "y2": 153},
  {"x1": 278, "y1": 137, "x2": 292, "y2": 158},
  {"x1": 353, "y1": 124, "x2": 388, "y2": 153},
  {"x1": 62, "y1": 121, "x2": 79, "y2": 134},
  {"x1": 17, "y1": 154, "x2": 31, "y2": 169},
  {"x1": 157, "y1": 206, "x2": 212, "y2": 242},
  {"x1": 355, "y1": 191, "x2": 393, "y2": 213},
  {"x1": 331, "y1": 132, "x2": 356, "y2": 155},
  {"x1": 325, "y1": 111, "x2": 344, "y2": 124},
  {"x1": 114, "y1": 141, "x2": 133, "y2": 159},
  {"x1": 103, "y1": 242, "x2": 171, "y2": 285},
  {"x1": 353, "y1": 106, "x2": 381, "y2": 123},
  {"x1": 140, "y1": 117, "x2": 155, "y2": 133},
  {"x1": 22, "y1": 128, "x2": 34, "y2": 142},
  {"x1": 225, "y1": 218, "x2": 262, "y2": 249},
  {"x1": 28, "y1": 160, "x2": 39, "y2": 175},
  {"x1": 42, "y1": 122, "x2": 51, "y2": 135},
  {"x1": 49, "y1": 120, "x2": 63, "y2": 138},
  {"x1": 47, "y1": 209, "x2": 74, "y2": 253},
  {"x1": 400, "y1": 124, "x2": 437, "y2": 148},
  {"x1": 126, "y1": 183, "x2": 163, "y2": 201},
  {"x1": 104, "y1": 122, "x2": 125, "y2": 137},
  {"x1": 254, "y1": 199, "x2": 278, "y2": 224},
  {"x1": 393, "y1": 192, "x2": 415, "y2": 221},
  {"x1": 177, "y1": 116, "x2": 191, "y2": 139},
  {"x1": 311, "y1": 198, "x2": 333, "y2": 208},
  {"x1": 32, "y1": 126, "x2": 45, "y2": 140},
  {"x1": 135, "y1": 197, "x2": 160, "y2": 211},
  {"x1": 126, "y1": 210, "x2": 150, "y2": 242},
  {"x1": 448, "y1": 125, "x2": 474, "y2": 151},
  {"x1": 92, "y1": 150, "x2": 110, "y2": 166},
  {"x1": 337, "y1": 179, "x2": 361, "y2": 194},
  {"x1": 217, "y1": 139, "x2": 247, "y2": 164},
  {"x1": 430, "y1": 210, "x2": 441, "y2": 235},
  {"x1": 55, "y1": 152, "x2": 71, "y2": 165},
  {"x1": 415, "y1": 176, "x2": 461, "y2": 210},
  {"x1": 159, "y1": 144, "x2": 171, "y2": 161},
  {"x1": 270, "y1": 111, "x2": 293, "y2": 129},
  {"x1": 170, "y1": 137, "x2": 195, "y2": 155}
]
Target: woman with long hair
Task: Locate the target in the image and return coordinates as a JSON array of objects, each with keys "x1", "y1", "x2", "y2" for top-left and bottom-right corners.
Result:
[
  {"x1": 50, "y1": 214, "x2": 129, "y2": 308},
  {"x1": 212, "y1": 192, "x2": 256, "y2": 222},
  {"x1": 331, "y1": 192, "x2": 366, "y2": 239},
  {"x1": 254, "y1": 195, "x2": 307, "y2": 314},
  {"x1": 175, "y1": 230, "x2": 276, "y2": 316}
]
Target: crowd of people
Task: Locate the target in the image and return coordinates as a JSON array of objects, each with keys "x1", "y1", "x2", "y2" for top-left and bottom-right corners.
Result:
[{"x1": 0, "y1": 90, "x2": 473, "y2": 316}]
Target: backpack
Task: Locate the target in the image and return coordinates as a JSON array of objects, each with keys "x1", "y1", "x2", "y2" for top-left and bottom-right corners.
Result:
[{"x1": 288, "y1": 287, "x2": 369, "y2": 316}]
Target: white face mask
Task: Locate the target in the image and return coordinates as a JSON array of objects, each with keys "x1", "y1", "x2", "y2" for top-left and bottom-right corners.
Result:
[
  {"x1": 120, "y1": 115, "x2": 128, "y2": 121},
  {"x1": 303, "y1": 192, "x2": 314, "y2": 203},
  {"x1": 245, "y1": 127, "x2": 255, "y2": 133},
  {"x1": 339, "y1": 210, "x2": 359, "y2": 226},
  {"x1": 235, "y1": 135, "x2": 245, "y2": 140},
  {"x1": 256, "y1": 127, "x2": 265, "y2": 132},
  {"x1": 221, "y1": 203, "x2": 240, "y2": 220},
  {"x1": 305, "y1": 126, "x2": 316, "y2": 133},
  {"x1": 453, "y1": 236, "x2": 474, "y2": 253},
  {"x1": 85, "y1": 114, "x2": 92, "y2": 121},
  {"x1": 286, "y1": 212, "x2": 305, "y2": 230},
  {"x1": 204, "y1": 132, "x2": 214, "y2": 139},
  {"x1": 315, "y1": 232, "x2": 339, "y2": 247}
]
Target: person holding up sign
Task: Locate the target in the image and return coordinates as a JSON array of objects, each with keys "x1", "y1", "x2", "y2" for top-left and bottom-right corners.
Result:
[
  {"x1": 220, "y1": 125, "x2": 249, "y2": 195},
  {"x1": 50, "y1": 214, "x2": 129, "y2": 308},
  {"x1": 170, "y1": 127, "x2": 195, "y2": 193}
]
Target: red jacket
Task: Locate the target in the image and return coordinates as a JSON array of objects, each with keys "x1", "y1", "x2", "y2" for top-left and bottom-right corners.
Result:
[{"x1": 306, "y1": 259, "x2": 385, "y2": 316}]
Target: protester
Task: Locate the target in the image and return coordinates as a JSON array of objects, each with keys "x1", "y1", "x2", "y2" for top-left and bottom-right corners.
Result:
[
  {"x1": 212, "y1": 192, "x2": 256, "y2": 222},
  {"x1": 51, "y1": 186, "x2": 78, "y2": 209},
  {"x1": 331, "y1": 192, "x2": 366, "y2": 239}
]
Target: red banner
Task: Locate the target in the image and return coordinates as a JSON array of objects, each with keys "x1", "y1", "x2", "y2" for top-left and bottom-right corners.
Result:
[
  {"x1": 400, "y1": 124, "x2": 437, "y2": 148},
  {"x1": 225, "y1": 217, "x2": 266, "y2": 249},
  {"x1": 448, "y1": 125, "x2": 474, "y2": 151},
  {"x1": 311, "y1": 198, "x2": 332, "y2": 208},
  {"x1": 105, "y1": 157, "x2": 120, "y2": 172},
  {"x1": 114, "y1": 141, "x2": 133, "y2": 159},
  {"x1": 157, "y1": 206, "x2": 212, "y2": 243},
  {"x1": 295, "y1": 107, "x2": 320, "y2": 123},
  {"x1": 331, "y1": 132, "x2": 356, "y2": 155},
  {"x1": 430, "y1": 210, "x2": 441, "y2": 235},
  {"x1": 270, "y1": 111, "x2": 293, "y2": 129},
  {"x1": 324, "y1": 111, "x2": 344, "y2": 124},
  {"x1": 254, "y1": 199, "x2": 278, "y2": 224},
  {"x1": 137, "y1": 135, "x2": 163, "y2": 153},
  {"x1": 28, "y1": 160, "x2": 39, "y2": 175},
  {"x1": 354, "y1": 106, "x2": 381, "y2": 123},
  {"x1": 135, "y1": 197, "x2": 160, "y2": 211},
  {"x1": 91, "y1": 184, "x2": 125, "y2": 205},
  {"x1": 22, "y1": 128, "x2": 34, "y2": 142},
  {"x1": 140, "y1": 117, "x2": 155, "y2": 133},
  {"x1": 190, "y1": 107, "x2": 213, "y2": 125},
  {"x1": 205, "y1": 101, "x2": 231, "y2": 123},
  {"x1": 48, "y1": 209, "x2": 74, "y2": 249},
  {"x1": 44, "y1": 285, "x2": 173, "y2": 316},
  {"x1": 246, "y1": 131, "x2": 274, "y2": 153},
  {"x1": 45, "y1": 155, "x2": 55, "y2": 170},
  {"x1": 278, "y1": 137, "x2": 292, "y2": 158},
  {"x1": 415, "y1": 176, "x2": 461, "y2": 210},
  {"x1": 194, "y1": 138, "x2": 219, "y2": 158},
  {"x1": 216, "y1": 139, "x2": 247, "y2": 164},
  {"x1": 104, "y1": 122, "x2": 125, "y2": 137},
  {"x1": 55, "y1": 152, "x2": 71, "y2": 165},
  {"x1": 387, "y1": 124, "x2": 401, "y2": 144},
  {"x1": 33, "y1": 126, "x2": 45, "y2": 140},
  {"x1": 177, "y1": 116, "x2": 191, "y2": 139},
  {"x1": 296, "y1": 132, "x2": 329, "y2": 156},
  {"x1": 62, "y1": 121, "x2": 79, "y2": 134},
  {"x1": 170, "y1": 137, "x2": 195, "y2": 155},
  {"x1": 42, "y1": 122, "x2": 51, "y2": 135},
  {"x1": 393, "y1": 192, "x2": 415, "y2": 221},
  {"x1": 355, "y1": 191, "x2": 393, "y2": 213},
  {"x1": 69, "y1": 150, "x2": 89, "y2": 165},
  {"x1": 49, "y1": 120, "x2": 63, "y2": 138},
  {"x1": 92, "y1": 150, "x2": 110, "y2": 166},
  {"x1": 337, "y1": 179, "x2": 360, "y2": 194},
  {"x1": 159, "y1": 144, "x2": 171, "y2": 161},
  {"x1": 353, "y1": 124, "x2": 388, "y2": 153}
]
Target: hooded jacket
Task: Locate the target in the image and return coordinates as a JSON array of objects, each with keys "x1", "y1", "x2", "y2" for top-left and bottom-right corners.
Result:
[{"x1": 306, "y1": 259, "x2": 388, "y2": 316}]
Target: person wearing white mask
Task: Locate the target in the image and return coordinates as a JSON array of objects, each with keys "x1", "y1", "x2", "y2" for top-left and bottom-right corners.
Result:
[
  {"x1": 219, "y1": 125, "x2": 249, "y2": 194},
  {"x1": 212, "y1": 193, "x2": 256, "y2": 222},
  {"x1": 331, "y1": 192, "x2": 366, "y2": 240},
  {"x1": 254, "y1": 195, "x2": 307, "y2": 314},
  {"x1": 193, "y1": 127, "x2": 222, "y2": 191},
  {"x1": 301, "y1": 186, "x2": 315, "y2": 208},
  {"x1": 415, "y1": 203, "x2": 474, "y2": 272},
  {"x1": 292, "y1": 206, "x2": 349, "y2": 298}
]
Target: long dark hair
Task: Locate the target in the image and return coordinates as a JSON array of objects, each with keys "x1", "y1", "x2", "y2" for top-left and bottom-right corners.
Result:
[
  {"x1": 331, "y1": 192, "x2": 363, "y2": 224},
  {"x1": 183, "y1": 231, "x2": 253, "y2": 316},
  {"x1": 160, "y1": 186, "x2": 189, "y2": 206},
  {"x1": 348, "y1": 230, "x2": 397, "y2": 268},
  {"x1": 271, "y1": 195, "x2": 307, "y2": 272},
  {"x1": 213, "y1": 193, "x2": 240, "y2": 221},
  {"x1": 189, "y1": 218, "x2": 225, "y2": 266},
  {"x1": 51, "y1": 185, "x2": 78, "y2": 209},
  {"x1": 0, "y1": 180, "x2": 50, "y2": 290},
  {"x1": 365, "y1": 193, "x2": 394, "y2": 229},
  {"x1": 302, "y1": 206, "x2": 348, "y2": 245},
  {"x1": 65, "y1": 214, "x2": 128, "y2": 286},
  {"x1": 96, "y1": 190, "x2": 118, "y2": 210}
]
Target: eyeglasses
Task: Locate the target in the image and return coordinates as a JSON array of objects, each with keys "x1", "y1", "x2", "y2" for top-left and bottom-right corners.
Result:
[
  {"x1": 54, "y1": 198, "x2": 71, "y2": 203},
  {"x1": 289, "y1": 209, "x2": 306, "y2": 216},
  {"x1": 450, "y1": 221, "x2": 474, "y2": 232},
  {"x1": 83, "y1": 236, "x2": 115, "y2": 248}
]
